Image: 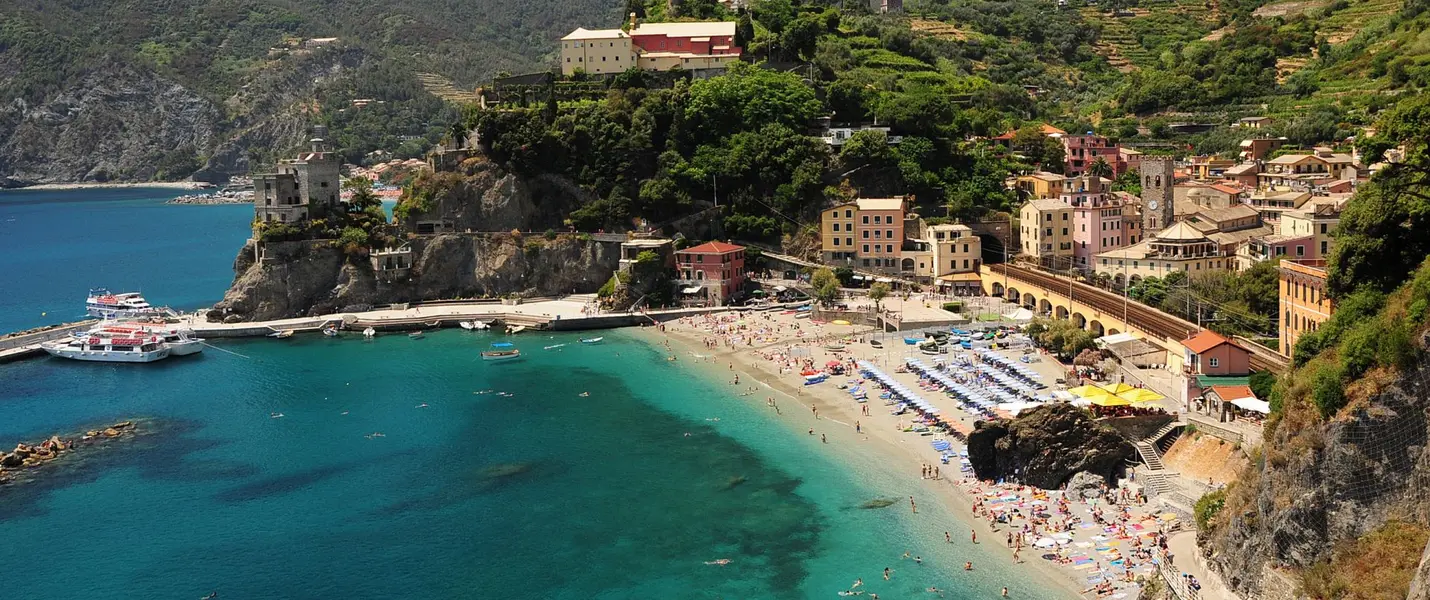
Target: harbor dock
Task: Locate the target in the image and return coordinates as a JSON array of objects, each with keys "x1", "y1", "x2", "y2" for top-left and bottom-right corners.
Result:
[{"x1": 0, "y1": 295, "x2": 798, "y2": 362}]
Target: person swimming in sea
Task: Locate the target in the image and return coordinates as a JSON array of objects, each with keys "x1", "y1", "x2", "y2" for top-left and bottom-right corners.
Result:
[
  {"x1": 579, "y1": 392, "x2": 590, "y2": 397},
  {"x1": 270, "y1": 412, "x2": 284, "y2": 419},
  {"x1": 415, "y1": 403, "x2": 429, "y2": 408},
  {"x1": 704, "y1": 558, "x2": 731, "y2": 565}
]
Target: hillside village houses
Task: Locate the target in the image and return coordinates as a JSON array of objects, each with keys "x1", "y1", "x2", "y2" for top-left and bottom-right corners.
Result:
[
  {"x1": 819, "y1": 197, "x2": 982, "y2": 293},
  {"x1": 559, "y1": 17, "x2": 741, "y2": 76}
]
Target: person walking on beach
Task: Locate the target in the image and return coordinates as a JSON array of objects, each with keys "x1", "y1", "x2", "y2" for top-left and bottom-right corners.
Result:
[
  {"x1": 811, "y1": 405, "x2": 818, "y2": 418},
  {"x1": 945, "y1": 531, "x2": 951, "y2": 544},
  {"x1": 909, "y1": 496, "x2": 917, "y2": 514},
  {"x1": 821, "y1": 433, "x2": 827, "y2": 444},
  {"x1": 855, "y1": 421, "x2": 861, "y2": 433},
  {"x1": 971, "y1": 530, "x2": 977, "y2": 544}
]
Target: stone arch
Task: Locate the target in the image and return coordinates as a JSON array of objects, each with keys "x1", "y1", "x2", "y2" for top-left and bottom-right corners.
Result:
[
  {"x1": 1055, "y1": 306, "x2": 1069, "y2": 320},
  {"x1": 1089, "y1": 320, "x2": 1105, "y2": 336},
  {"x1": 901, "y1": 258, "x2": 915, "y2": 272},
  {"x1": 1129, "y1": 274, "x2": 1143, "y2": 286},
  {"x1": 1113, "y1": 273, "x2": 1126, "y2": 287},
  {"x1": 1072, "y1": 312, "x2": 1087, "y2": 329},
  {"x1": 1022, "y1": 293, "x2": 1036, "y2": 308},
  {"x1": 991, "y1": 282, "x2": 1005, "y2": 297},
  {"x1": 1039, "y1": 298, "x2": 1052, "y2": 314},
  {"x1": 1107, "y1": 328, "x2": 1121, "y2": 335},
  {"x1": 1006, "y1": 286, "x2": 1021, "y2": 302}
]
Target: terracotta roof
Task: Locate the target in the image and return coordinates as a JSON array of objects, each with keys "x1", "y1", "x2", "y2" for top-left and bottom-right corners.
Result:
[
  {"x1": 1224, "y1": 163, "x2": 1259, "y2": 175},
  {"x1": 680, "y1": 241, "x2": 744, "y2": 254},
  {"x1": 1210, "y1": 183, "x2": 1243, "y2": 195},
  {"x1": 1182, "y1": 329, "x2": 1242, "y2": 354},
  {"x1": 1208, "y1": 385, "x2": 1255, "y2": 401}
]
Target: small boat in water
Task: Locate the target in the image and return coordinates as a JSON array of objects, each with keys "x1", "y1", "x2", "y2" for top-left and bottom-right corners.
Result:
[
  {"x1": 481, "y1": 342, "x2": 522, "y2": 361},
  {"x1": 459, "y1": 321, "x2": 476, "y2": 330},
  {"x1": 323, "y1": 326, "x2": 340, "y2": 337},
  {"x1": 363, "y1": 327, "x2": 376, "y2": 339},
  {"x1": 544, "y1": 343, "x2": 565, "y2": 350},
  {"x1": 408, "y1": 331, "x2": 424, "y2": 339},
  {"x1": 507, "y1": 325, "x2": 526, "y2": 334},
  {"x1": 579, "y1": 337, "x2": 604, "y2": 344},
  {"x1": 269, "y1": 329, "x2": 294, "y2": 339},
  {"x1": 474, "y1": 321, "x2": 491, "y2": 330}
]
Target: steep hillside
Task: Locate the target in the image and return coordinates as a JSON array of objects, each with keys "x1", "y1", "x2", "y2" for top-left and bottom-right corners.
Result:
[{"x1": 0, "y1": 0, "x2": 618, "y2": 185}]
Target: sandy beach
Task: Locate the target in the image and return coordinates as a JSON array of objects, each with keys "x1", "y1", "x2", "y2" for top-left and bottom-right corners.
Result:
[
  {"x1": 640, "y1": 309, "x2": 1187, "y2": 599},
  {"x1": 9, "y1": 181, "x2": 208, "y2": 191}
]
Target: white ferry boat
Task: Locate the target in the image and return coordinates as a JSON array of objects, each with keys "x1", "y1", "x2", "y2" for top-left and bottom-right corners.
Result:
[
  {"x1": 87, "y1": 322, "x2": 204, "y2": 356},
  {"x1": 86, "y1": 289, "x2": 155, "y2": 319},
  {"x1": 42, "y1": 333, "x2": 172, "y2": 363}
]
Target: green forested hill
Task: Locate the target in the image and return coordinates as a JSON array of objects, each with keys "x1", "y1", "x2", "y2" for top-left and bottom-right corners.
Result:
[{"x1": 0, "y1": 0, "x2": 619, "y2": 184}]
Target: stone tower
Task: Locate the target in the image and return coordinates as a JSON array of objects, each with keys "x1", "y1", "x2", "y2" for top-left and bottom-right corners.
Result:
[{"x1": 1140, "y1": 157, "x2": 1175, "y2": 233}]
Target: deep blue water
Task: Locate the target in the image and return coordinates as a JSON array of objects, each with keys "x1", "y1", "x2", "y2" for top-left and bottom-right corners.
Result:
[
  {"x1": 0, "y1": 190, "x2": 1062, "y2": 599},
  {"x1": 0, "y1": 188, "x2": 252, "y2": 333}
]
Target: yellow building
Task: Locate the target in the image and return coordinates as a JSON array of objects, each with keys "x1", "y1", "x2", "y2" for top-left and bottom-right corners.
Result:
[
  {"x1": 1015, "y1": 172, "x2": 1066, "y2": 199},
  {"x1": 1258, "y1": 148, "x2": 1358, "y2": 190},
  {"x1": 637, "y1": 52, "x2": 741, "y2": 71},
  {"x1": 560, "y1": 28, "x2": 634, "y2": 75},
  {"x1": 1279, "y1": 198, "x2": 1344, "y2": 259},
  {"x1": 1279, "y1": 259, "x2": 1333, "y2": 356},
  {"x1": 820, "y1": 202, "x2": 859, "y2": 264},
  {"x1": 1019, "y1": 199, "x2": 1073, "y2": 261}
]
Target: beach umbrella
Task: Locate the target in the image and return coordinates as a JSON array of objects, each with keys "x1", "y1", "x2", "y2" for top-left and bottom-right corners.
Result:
[
  {"x1": 1034, "y1": 538, "x2": 1057, "y2": 548},
  {"x1": 1117, "y1": 388, "x2": 1165, "y2": 404},
  {"x1": 1067, "y1": 385, "x2": 1114, "y2": 400},
  {"x1": 1088, "y1": 394, "x2": 1132, "y2": 407},
  {"x1": 1098, "y1": 382, "x2": 1139, "y2": 395}
]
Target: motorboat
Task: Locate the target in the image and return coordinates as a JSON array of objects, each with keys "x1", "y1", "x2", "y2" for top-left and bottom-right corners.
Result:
[
  {"x1": 579, "y1": 337, "x2": 604, "y2": 344},
  {"x1": 408, "y1": 331, "x2": 424, "y2": 339},
  {"x1": 363, "y1": 327, "x2": 376, "y2": 338},
  {"x1": 269, "y1": 329, "x2": 294, "y2": 339},
  {"x1": 85, "y1": 288, "x2": 155, "y2": 319},
  {"x1": 459, "y1": 321, "x2": 476, "y2": 330},
  {"x1": 322, "y1": 325, "x2": 340, "y2": 337},
  {"x1": 481, "y1": 342, "x2": 522, "y2": 361},
  {"x1": 474, "y1": 321, "x2": 491, "y2": 330},
  {"x1": 43, "y1": 332, "x2": 171, "y2": 363},
  {"x1": 507, "y1": 325, "x2": 526, "y2": 334},
  {"x1": 544, "y1": 343, "x2": 565, "y2": 350}
]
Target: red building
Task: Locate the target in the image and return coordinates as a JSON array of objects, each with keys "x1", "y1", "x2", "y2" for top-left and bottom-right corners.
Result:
[
  {"x1": 628, "y1": 21, "x2": 741, "y2": 57},
  {"x1": 1063, "y1": 134, "x2": 1126, "y2": 177},
  {"x1": 676, "y1": 241, "x2": 746, "y2": 306}
]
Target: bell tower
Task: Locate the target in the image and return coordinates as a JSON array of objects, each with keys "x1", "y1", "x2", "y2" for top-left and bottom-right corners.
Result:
[{"x1": 1140, "y1": 157, "x2": 1175, "y2": 234}]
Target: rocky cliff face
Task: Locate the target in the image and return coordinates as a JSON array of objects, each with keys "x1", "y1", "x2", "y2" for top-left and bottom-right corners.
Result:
[
  {"x1": 0, "y1": 66, "x2": 222, "y2": 186},
  {"x1": 212, "y1": 234, "x2": 619, "y2": 321},
  {"x1": 1204, "y1": 358, "x2": 1430, "y2": 595},
  {"x1": 0, "y1": 50, "x2": 363, "y2": 186},
  {"x1": 966, "y1": 403, "x2": 1135, "y2": 489},
  {"x1": 401, "y1": 160, "x2": 596, "y2": 232}
]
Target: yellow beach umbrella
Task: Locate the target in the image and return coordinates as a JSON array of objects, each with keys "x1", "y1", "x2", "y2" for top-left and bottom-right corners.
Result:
[
  {"x1": 1088, "y1": 394, "x2": 1133, "y2": 407},
  {"x1": 1067, "y1": 385, "x2": 1113, "y2": 399},
  {"x1": 1117, "y1": 388, "x2": 1165, "y2": 404},
  {"x1": 832, "y1": 320, "x2": 851, "y2": 326},
  {"x1": 1099, "y1": 382, "x2": 1139, "y2": 395}
]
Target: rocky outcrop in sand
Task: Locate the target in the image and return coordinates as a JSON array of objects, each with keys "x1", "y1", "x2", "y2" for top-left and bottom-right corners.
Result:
[{"x1": 966, "y1": 403, "x2": 1134, "y2": 489}]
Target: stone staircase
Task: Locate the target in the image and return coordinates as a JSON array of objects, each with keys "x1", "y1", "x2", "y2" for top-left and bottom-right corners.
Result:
[{"x1": 1132, "y1": 421, "x2": 1184, "y2": 497}]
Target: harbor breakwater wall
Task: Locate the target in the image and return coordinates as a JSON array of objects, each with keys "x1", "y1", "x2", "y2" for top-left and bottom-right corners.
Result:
[{"x1": 213, "y1": 233, "x2": 622, "y2": 322}]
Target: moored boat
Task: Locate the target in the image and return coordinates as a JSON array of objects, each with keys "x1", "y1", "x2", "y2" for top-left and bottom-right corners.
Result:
[
  {"x1": 322, "y1": 325, "x2": 340, "y2": 337},
  {"x1": 269, "y1": 329, "x2": 294, "y2": 339},
  {"x1": 43, "y1": 333, "x2": 171, "y2": 363},
  {"x1": 84, "y1": 322, "x2": 204, "y2": 356},
  {"x1": 544, "y1": 343, "x2": 565, "y2": 350},
  {"x1": 506, "y1": 325, "x2": 526, "y2": 334},
  {"x1": 363, "y1": 327, "x2": 376, "y2": 338},
  {"x1": 408, "y1": 331, "x2": 424, "y2": 339},
  {"x1": 481, "y1": 342, "x2": 522, "y2": 361},
  {"x1": 474, "y1": 321, "x2": 491, "y2": 330},
  {"x1": 459, "y1": 321, "x2": 476, "y2": 330},
  {"x1": 579, "y1": 337, "x2": 604, "y2": 344},
  {"x1": 85, "y1": 288, "x2": 155, "y2": 319}
]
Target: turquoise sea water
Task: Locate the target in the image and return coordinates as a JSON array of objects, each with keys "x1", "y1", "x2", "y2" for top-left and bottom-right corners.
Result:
[{"x1": 0, "y1": 191, "x2": 1062, "y2": 599}]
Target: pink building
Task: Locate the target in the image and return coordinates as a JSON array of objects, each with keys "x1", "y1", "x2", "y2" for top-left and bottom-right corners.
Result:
[
  {"x1": 676, "y1": 241, "x2": 746, "y2": 306},
  {"x1": 629, "y1": 21, "x2": 741, "y2": 57},
  {"x1": 1064, "y1": 175, "x2": 1130, "y2": 269},
  {"x1": 1063, "y1": 134, "x2": 1125, "y2": 177},
  {"x1": 853, "y1": 198, "x2": 906, "y2": 271}
]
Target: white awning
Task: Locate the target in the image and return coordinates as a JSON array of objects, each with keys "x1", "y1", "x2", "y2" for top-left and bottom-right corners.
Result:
[
  {"x1": 852, "y1": 275, "x2": 866, "y2": 280},
  {"x1": 1096, "y1": 332, "x2": 1138, "y2": 348},
  {"x1": 1230, "y1": 397, "x2": 1271, "y2": 414},
  {"x1": 681, "y1": 286, "x2": 703, "y2": 294},
  {"x1": 876, "y1": 277, "x2": 894, "y2": 283}
]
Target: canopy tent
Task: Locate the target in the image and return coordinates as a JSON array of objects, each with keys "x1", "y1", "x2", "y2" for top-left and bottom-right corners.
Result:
[
  {"x1": 681, "y1": 286, "x2": 703, "y2": 294},
  {"x1": 1230, "y1": 397, "x2": 1272, "y2": 414},
  {"x1": 1117, "y1": 388, "x2": 1165, "y2": 404},
  {"x1": 1095, "y1": 332, "x2": 1138, "y2": 348},
  {"x1": 1002, "y1": 307, "x2": 1035, "y2": 321}
]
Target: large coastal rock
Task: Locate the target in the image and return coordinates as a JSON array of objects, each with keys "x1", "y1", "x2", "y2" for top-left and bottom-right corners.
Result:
[
  {"x1": 966, "y1": 403, "x2": 1134, "y2": 489},
  {"x1": 1203, "y1": 356, "x2": 1430, "y2": 596},
  {"x1": 213, "y1": 234, "x2": 620, "y2": 321},
  {"x1": 399, "y1": 160, "x2": 597, "y2": 233}
]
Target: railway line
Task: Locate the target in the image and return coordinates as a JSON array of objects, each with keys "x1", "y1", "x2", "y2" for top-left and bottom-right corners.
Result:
[{"x1": 988, "y1": 264, "x2": 1287, "y2": 373}]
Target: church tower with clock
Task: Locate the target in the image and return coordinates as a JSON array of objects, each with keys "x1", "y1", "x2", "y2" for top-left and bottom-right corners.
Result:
[{"x1": 1140, "y1": 157, "x2": 1175, "y2": 234}]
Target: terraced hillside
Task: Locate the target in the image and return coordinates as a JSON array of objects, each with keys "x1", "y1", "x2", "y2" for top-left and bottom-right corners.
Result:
[{"x1": 1081, "y1": 0, "x2": 1221, "y2": 70}]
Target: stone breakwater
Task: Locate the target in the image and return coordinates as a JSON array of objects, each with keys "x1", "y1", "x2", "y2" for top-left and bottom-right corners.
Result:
[
  {"x1": 0, "y1": 420, "x2": 140, "y2": 485},
  {"x1": 167, "y1": 190, "x2": 253, "y2": 205}
]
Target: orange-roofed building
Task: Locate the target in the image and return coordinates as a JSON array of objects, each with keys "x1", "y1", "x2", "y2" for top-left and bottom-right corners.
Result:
[
  {"x1": 676, "y1": 241, "x2": 747, "y2": 306},
  {"x1": 1181, "y1": 330, "x2": 1250, "y2": 376}
]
